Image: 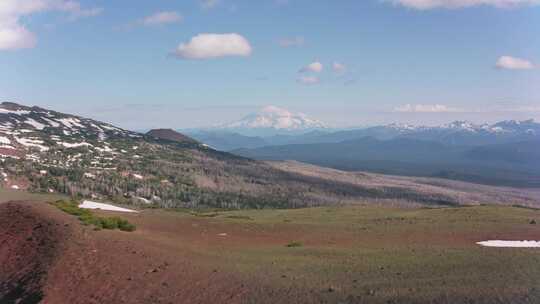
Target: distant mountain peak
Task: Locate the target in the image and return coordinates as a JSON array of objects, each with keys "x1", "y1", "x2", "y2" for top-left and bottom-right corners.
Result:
[
  {"x1": 221, "y1": 105, "x2": 327, "y2": 131},
  {"x1": 444, "y1": 120, "x2": 478, "y2": 131}
]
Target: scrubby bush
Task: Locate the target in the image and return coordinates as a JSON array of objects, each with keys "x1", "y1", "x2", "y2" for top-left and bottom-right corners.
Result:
[
  {"x1": 51, "y1": 200, "x2": 136, "y2": 232},
  {"x1": 286, "y1": 241, "x2": 303, "y2": 248}
]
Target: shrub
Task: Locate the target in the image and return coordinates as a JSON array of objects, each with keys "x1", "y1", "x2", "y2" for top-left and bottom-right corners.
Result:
[
  {"x1": 286, "y1": 241, "x2": 303, "y2": 248},
  {"x1": 226, "y1": 215, "x2": 253, "y2": 220},
  {"x1": 51, "y1": 200, "x2": 136, "y2": 232}
]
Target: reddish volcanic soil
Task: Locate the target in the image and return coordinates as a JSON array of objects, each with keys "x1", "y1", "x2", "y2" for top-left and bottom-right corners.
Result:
[
  {"x1": 0, "y1": 202, "x2": 322, "y2": 304},
  {"x1": 0, "y1": 202, "x2": 65, "y2": 303},
  {"x1": 0, "y1": 202, "x2": 248, "y2": 304},
  {"x1": 1, "y1": 201, "x2": 539, "y2": 304}
]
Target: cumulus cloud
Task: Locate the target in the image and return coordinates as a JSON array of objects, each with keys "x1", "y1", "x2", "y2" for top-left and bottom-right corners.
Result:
[
  {"x1": 496, "y1": 56, "x2": 535, "y2": 70},
  {"x1": 389, "y1": 0, "x2": 540, "y2": 9},
  {"x1": 142, "y1": 11, "x2": 183, "y2": 26},
  {"x1": 297, "y1": 76, "x2": 320, "y2": 85},
  {"x1": 200, "y1": 0, "x2": 221, "y2": 9},
  {"x1": 278, "y1": 36, "x2": 304, "y2": 47},
  {"x1": 173, "y1": 33, "x2": 252, "y2": 60},
  {"x1": 0, "y1": 0, "x2": 102, "y2": 50},
  {"x1": 332, "y1": 62, "x2": 346, "y2": 73},
  {"x1": 394, "y1": 104, "x2": 462, "y2": 113},
  {"x1": 300, "y1": 61, "x2": 323, "y2": 73},
  {"x1": 0, "y1": 24, "x2": 36, "y2": 50}
]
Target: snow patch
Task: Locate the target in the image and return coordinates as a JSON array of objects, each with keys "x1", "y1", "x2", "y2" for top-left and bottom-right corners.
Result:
[
  {"x1": 57, "y1": 118, "x2": 85, "y2": 129},
  {"x1": 84, "y1": 172, "x2": 96, "y2": 179},
  {"x1": 25, "y1": 118, "x2": 46, "y2": 130},
  {"x1": 0, "y1": 108, "x2": 30, "y2": 115},
  {"x1": 14, "y1": 137, "x2": 49, "y2": 152},
  {"x1": 60, "y1": 142, "x2": 93, "y2": 148},
  {"x1": 477, "y1": 240, "x2": 540, "y2": 248},
  {"x1": 0, "y1": 136, "x2": 11, "y2": 144},
  {"x1": 79, "y1": 200, "x2": 138, "y2": 213},
  {"x1": 42, "y1": 117, "x2": 61, "y2": 128}
]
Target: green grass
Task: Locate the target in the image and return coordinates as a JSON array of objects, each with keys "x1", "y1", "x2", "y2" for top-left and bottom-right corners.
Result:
[
  {"x1": 175, "y1": 205, "x2": 540, "y2": 303},
  {"x1": 226, "y1": 215, "x2": 253, "y2": 220},
  {"x1": 52, "y1": 200, "x2": 136, "y2": 232},
  {"x1": 0, "y1": 188, "x2": 67, "y2": 203}
]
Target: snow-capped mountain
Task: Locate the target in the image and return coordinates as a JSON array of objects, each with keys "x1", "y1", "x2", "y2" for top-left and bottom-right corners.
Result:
[
  {"x1": 219, "y1": 106, "x2": 327, "y2": 134},
  {"x1": 385, "y1": 119, "x2": 539, "y2": 135},
  {"x1": 379, "y1": 119, "x2": 540, "y2": 146}
]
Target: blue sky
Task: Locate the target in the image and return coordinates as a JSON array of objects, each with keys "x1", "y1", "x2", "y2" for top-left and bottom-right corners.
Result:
[{"x1": 1, "y1": 0, "x2": 539, "y2": 129}]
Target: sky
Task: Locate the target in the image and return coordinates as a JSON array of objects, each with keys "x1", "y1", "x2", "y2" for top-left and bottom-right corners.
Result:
[{"x1": 1, "y1": 0, "x2": 539, "y2": 130}]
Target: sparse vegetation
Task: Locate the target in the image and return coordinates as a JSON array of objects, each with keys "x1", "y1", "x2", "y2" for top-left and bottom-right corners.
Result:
[
  {"x1": 285, "y1": 241, "x2": 303, "y2": 248},
  {"x1": 52, "y1": 200, "x2": 136, "y2": 232},
  {"x1": 226, "y1": 215, "x2": 253, "y2": 220}
]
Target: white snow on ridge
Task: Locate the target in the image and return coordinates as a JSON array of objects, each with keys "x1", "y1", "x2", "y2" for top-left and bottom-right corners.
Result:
[
  {"x1": 25, "y1": 118, "x2": 46, "y2": 130},
  {"x1": 60, "y1": 142, "x2": 93, "y2": 148},
  {"x1": 0, "y1": 108, "x2": 30, "y2": 115},
  {"x1": 477, "y1": 240, "x2": 540, "y2": 248},
  {"x1": 57, "y1": 118, "x2": 85, "y2": 129},
  {"x1": 42, "y1": 117, "x2": 61, "y2": 128},
  {"x1": 0, "y1": 136, "x2": 10, "y2": 144},
  {"x1": 79, "y1": 200, "x2": 138, "y2": 213},
  {"x1": 14, "y1": 137, "x2": 49, "y2": 152}
]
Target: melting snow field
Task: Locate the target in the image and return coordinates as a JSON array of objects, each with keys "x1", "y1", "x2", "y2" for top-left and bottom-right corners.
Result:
[
  {"x1": 79, "y1": 200, "x2": 138, "y2": 213},
  {"x1": 477, "y1": 240, "x2": 540, "y2": 248}
]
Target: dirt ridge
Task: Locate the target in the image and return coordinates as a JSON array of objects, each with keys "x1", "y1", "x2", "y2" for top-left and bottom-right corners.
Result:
[{"x1": 0, "y1": 202, "x2": 67, "y2": 304}]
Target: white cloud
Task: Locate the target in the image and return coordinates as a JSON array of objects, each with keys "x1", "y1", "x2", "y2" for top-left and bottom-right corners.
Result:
[
  {"x1": 143, "y1": 11, "x2": 182, "y2": 26},
  {"x1": 491, "y1": 104, "x2": 540, "y2": 112},
  {"x1": 0, "y1": 24, "x2": 36, "y2": 50},
  {"x1": 389, "y1": 0, "x2": 540, "y2": 9},
  {"x1": 173, "y1": 33, "x2": 252, "y2": 60},
  {"x1": 496, "y1": 56, "x2": 535, "y2": 70},
  {"x1": 200, "y1": 0, "x2": 221, "y2": 9},
  {"x1": 394, "y1": 104, "x2": 462, "y2": 113},
  {"x1": 279, "y1": 36, "x2": 304, "y2": 47},
  {"x1": 297, "y1": 76, "x2": 320, "y2": 85},
  {"x1": 332, "y1": 62, "x2": 346, "y2": 73},
  {"x1": 300, "y1": 61, "x2": 323, "y2": 73},
  {"x1": 0, "y1": 0, "x2": 102, "y2": 50}
]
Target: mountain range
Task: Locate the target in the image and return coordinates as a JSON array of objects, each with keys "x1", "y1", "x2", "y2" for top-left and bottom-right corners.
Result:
[
  {"x1": 2, "y1": 101, "x2": 537, "y2": 208},
  {"x1": 187, "y1": 118, "x2": 540, "y2": 150},
  {"x1": 230, "y1": 121, "x2": 540, "y2": 188},
  {"x1": 183, "y1": 108, "x2": 540, "y2": 187}
]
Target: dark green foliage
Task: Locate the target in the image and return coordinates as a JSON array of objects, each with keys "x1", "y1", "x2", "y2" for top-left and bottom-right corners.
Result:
[
  {"x1": 286, "y1": 241, "x2": 303, "y2": 248},
  {"x1": 226, "y1": 215, "x2": 253, "y2": 220}
]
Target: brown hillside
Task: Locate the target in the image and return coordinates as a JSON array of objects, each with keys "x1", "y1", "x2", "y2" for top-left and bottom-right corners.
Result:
[{"x1": 146, "y1": 129, "x2": 199, "y2": 144}]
